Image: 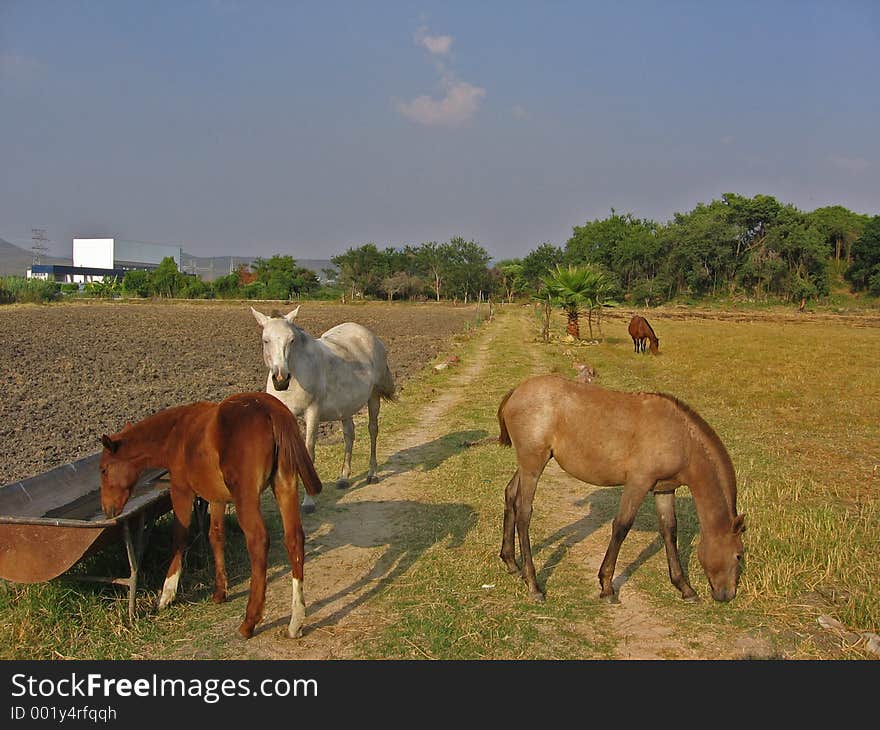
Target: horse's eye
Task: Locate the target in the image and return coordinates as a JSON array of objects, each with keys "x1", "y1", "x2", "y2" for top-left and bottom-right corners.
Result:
[{"x1": 735, "y1": 553, "x2": 743, "y2": 562}]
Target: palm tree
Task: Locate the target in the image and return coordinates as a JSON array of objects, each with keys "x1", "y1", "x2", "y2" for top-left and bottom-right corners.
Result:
[{"x1": 541, "y1": 264, "x2": 617, "y2": 339}]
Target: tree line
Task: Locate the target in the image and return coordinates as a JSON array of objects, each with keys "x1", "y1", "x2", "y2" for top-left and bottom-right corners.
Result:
[{"x1": 4, "y1": 192, "x2": 878, "y2": 306}]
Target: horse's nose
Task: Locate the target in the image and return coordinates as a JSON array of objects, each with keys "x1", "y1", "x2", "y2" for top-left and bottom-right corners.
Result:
[
  {"x1": 712, "y1": 587, "x2": 735, "y2": 602},
  {"x1": 272, "y1": 372, "x2": 290, "y2": 391},
  {"x1": 103, "y1": 503, "x2": 118, "y2": 519}
]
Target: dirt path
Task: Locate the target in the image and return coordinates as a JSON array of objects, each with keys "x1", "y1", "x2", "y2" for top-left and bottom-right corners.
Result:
[{"x1": 176, "y1": 309, "x2": 772, "y2": 660}]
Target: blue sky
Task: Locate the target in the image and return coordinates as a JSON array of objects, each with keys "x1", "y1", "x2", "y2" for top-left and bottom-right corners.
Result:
[{"x1": 2, "y1": 1, "x2": 878, "y2": 261}]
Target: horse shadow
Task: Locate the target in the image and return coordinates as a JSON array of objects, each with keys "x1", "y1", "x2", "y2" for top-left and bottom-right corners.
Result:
[
  {"x1": 346, "y1": 429, "x2": 490, "y2": 485},
  {"x1": 172, "y1": 430, "x2": 487, "y2": 627},
  {"x1": 532, "y1": 487, "x2": 699, "y2": 597},
  {"x1": 256, "y1": 498, "x2": 477, "y2": 636}
]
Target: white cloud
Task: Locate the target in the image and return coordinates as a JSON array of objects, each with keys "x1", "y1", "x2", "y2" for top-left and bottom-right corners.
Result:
[
  {"x1": 415, "y1": 26, "x2": 453, "y2": 56},
  {"x1": 397, "y1": 81, "x2": 486, "y2": 127},
  {"x1": 398, "y1": 25, "x2": 485, "y2": 127},
  {"x1": 829, "y1": 155, "x2": 869, "y2": 173}
]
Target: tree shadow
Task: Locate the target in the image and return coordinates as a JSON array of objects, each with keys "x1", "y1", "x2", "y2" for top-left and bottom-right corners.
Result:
[{"x1": 529, "y1": 487, "x2": 699, "y2": 598}]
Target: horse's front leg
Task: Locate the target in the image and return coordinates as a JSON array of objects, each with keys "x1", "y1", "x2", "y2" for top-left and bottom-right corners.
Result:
[
  {"x1": 598, "y1": 481, "x2": 649, "y2": 603},
  {"x1": 158, "y1": 486, "x2": 194, "y2": 610},
  {"x1": 365, "y1": 392, "x2": 380, "y2": 484},
  {"x1": 208, "y1": 501, "x2": 228, "y2": 603},
  {"x1": 337, "y1": 416, "x2": 354, "y2": 489},
  {"x1": 654, "y1": 491, "x2": 698, "y2": 601},
  {"x1": 499, "y1": 470, "x2": 521, "y2": 575},
  {"x1": 233, "y1": 492, "x2": 269, "y2": 639},
  {"x1": 300, "y1": 409, "x2": 320, "y2": 513}
]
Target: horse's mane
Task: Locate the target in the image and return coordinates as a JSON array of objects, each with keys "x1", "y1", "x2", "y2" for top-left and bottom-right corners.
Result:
[
  {"x1": 642, "y1": 317, "x2": 657, "y2": 340},
  {"x1": 653, "y1": 392, "x2": 737, "y2": 512}
]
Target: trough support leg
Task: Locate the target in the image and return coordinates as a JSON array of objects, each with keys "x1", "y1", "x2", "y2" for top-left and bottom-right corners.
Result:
[{"x1": 122, "y1": 513, "x2": 147, "y2": 623}]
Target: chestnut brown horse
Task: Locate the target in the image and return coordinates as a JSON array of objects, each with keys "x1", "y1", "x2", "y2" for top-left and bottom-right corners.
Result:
[
  {"x1": 497, "y1": 375, "x2": 745, "y2": 604},
  {"x1": 100, "y1": 392, "x2": 322, "y2": 639},
  {"x1": 628, "y1": 314, "x2": 659, "y2": 354}
]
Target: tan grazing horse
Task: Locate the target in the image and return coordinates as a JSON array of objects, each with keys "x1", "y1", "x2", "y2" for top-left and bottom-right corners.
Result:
[
  {"x1": 497, "y1": 375, "x2": 745, "y2": 604},
  {"x1": 628, "y1": 314, "x2": 659, "y2": 354},
  {"x1": 100, "y1": 392, "x2": 322, "y2": 639}
]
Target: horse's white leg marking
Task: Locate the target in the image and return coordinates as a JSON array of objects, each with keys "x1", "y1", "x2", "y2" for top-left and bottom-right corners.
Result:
[
  {"x1": 339, "y1": 416, "x2": 354, "y2": 487},
  {"x1": 157, "y1": 567, "x2": 181, "y2": 609},
  {"x1": 288, "y1": 577, "x2": 305, "y2": 638}
]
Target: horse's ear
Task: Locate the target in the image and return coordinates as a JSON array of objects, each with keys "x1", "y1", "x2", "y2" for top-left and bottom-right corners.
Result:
[
  {"x1": 250, "y1": 307, "x2": 269, "y2": 327},
  {"x1": 284, "y1": 306, "x2": 300, "y2": 323},
  {"x1": 100, "y1": 434, "x2": 119, "y2": 453},
  {"x1": 733, "y1": 514, "x2": 746, "y2": 534}
]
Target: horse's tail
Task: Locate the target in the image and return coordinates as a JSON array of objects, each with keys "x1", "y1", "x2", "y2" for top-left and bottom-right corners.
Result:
[
  {"x1": 497, "y1": 389, "x2": 515, "y2": 447},
  {"x1": 272, "y1": 406, "x2": 322, "y2": 497},
  {"x1": 377, "y1": 361, "x2": 397, "y2": 402}
]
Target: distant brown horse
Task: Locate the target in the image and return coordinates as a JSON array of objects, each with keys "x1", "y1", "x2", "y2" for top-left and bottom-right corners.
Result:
[
  {"x1": 497, "y1": 375, "x2": 745, "y2": 604},
  {"x1": 628, "y1": 315, "x2": 659, "y2": 354},
  {"x1": 100, "y1": 392, "x2": 322, "y2": 639}
]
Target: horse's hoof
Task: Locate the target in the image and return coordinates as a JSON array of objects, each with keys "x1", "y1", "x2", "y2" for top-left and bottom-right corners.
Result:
[
  {"x1": 505, "y1": 564, "x2": 522, "y2": 576},
  {"x1": 301, "y1": 502, "x2": 316, "y2": 514},
  {"x1": 528, "y1": 591, "x2": 546, "y2": 603},
  {"x1": 682, "y1": 592, "x2": 700, "y2": 603},
  {"x1": 238, "y1": 623, "x2": 254, "y2": 639},
  {"x1": 336, "y1": 479, "x2": 350, "y2": 490},
  {"x1": 366, "y1": 474, "x2": 380, "y2": 484},
  {"x1": 287, "y1": 626, "x2": 304, "y2": 639},
  {"x1": 212, "y1": 591, "x2": 227, "y2": 604},
  {"x1": 600, "y1": 593, "x2": 620, "y2": 605}
]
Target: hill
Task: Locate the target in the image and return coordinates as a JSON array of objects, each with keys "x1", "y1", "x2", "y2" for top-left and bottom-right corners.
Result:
[{"x1": 0, "y1": 238, "x2": 70, "y2": 276}]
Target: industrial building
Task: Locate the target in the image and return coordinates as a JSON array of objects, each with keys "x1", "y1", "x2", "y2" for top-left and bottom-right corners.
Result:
[{"x1": 28, "y1": 238, "x2": 182, "y2": 283}]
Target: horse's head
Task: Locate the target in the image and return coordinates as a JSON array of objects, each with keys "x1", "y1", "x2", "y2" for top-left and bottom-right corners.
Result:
[
  {"x1": 697, "y1": 513, "x2": 746, "y2": 601},
  {"x1": 251, "y1": 306, "x2": 300, "y2": 391},
  {"x1": 99, "y1": 434, "x2": 141, "y2": 519}
]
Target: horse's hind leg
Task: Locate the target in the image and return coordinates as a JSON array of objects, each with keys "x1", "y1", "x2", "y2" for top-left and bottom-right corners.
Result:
[
  {"x1": 337, "y1": 416, "x2": 354, "y2": 489},
  {"x1": 273, "y1": 479, "x2": 306, "y2": 638},
  {"x1": 158, "y1": 487, "x2": 194, "y2": 610},
  {"x1": 654, "y1": 491, "x2": 697, "y2": 601},
  {"x1": 208, "y1": 501, "x2": 228, "y2": 603},
  {"x1": 365, "y1": 392, "x2": 380, "y2": 484},
  {"x1": 233, "y1": 492, "x2": 269, "y2": 639},
  {"x1": 499, "y1": 470, "x2": 521, "y2": 575},
  {"x1": 515, "y1": 471, "x2": 545, "y2": 602},
  {"x1": 598, "y1": 480, "x2": 650, "y2": 603}
]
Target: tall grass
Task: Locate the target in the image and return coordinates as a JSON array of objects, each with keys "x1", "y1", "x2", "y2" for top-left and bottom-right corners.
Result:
[{"x1": 0, "y1": 276, "x2": 61, "y2": 304}]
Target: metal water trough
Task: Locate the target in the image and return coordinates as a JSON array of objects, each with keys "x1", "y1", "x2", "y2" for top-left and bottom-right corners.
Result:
[{"x1": 0, "y1": 453, "x2": 172, "y2": 621}]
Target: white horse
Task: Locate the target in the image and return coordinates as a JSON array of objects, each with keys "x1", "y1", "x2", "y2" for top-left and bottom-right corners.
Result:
[{"x1": 250, "y1": 306, "x2": 396, "y2": 513}]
